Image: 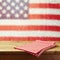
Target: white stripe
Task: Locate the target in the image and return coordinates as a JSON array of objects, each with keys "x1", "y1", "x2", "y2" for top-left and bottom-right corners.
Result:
[
  {"x1": 0, "y1": 20, "x2": 60, "y2": 26},
  {"x1": 0, "y1": 31, "x2": 60, "y2": 37},
  {"x1": 29, "y1": 8, "x2": 60, "y2": 15},
  {"x1": 29, "y1": 0, "x2": 60, "y2": 3}
]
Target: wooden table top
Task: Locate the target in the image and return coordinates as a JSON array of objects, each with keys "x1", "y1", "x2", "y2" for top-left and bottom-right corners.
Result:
[{"x1": 0, "y1": 41, "x2": 60, "y2": 55}]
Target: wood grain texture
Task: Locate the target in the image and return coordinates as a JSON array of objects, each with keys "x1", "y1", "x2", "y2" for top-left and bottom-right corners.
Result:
[{"x1": 0, "y1": 41, "x2": 60, "y2": 60}]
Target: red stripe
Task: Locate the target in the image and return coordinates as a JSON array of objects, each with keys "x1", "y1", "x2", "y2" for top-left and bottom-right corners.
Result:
[
  {"x1": 29, "y1": 3, "x2": 60, "y2": 9},
  {"x1": 0, "y1": 37, "x2": 60, "y2": 41},
  {"x1": 0, "y1": 25, "x2": 60, "y2": 31},
  {"x1": 29, "y1": 14, "x2": 60, "y2": 20}
]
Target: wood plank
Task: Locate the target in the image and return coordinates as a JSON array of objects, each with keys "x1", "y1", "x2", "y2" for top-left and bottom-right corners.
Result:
[{"x1": 0, "y1": 41, "x2": 60, "y2": 60}]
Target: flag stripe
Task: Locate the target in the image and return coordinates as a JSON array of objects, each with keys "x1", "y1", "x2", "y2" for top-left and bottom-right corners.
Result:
[
  {"x1": 29, "y1": 0, "x2": 60, "y2": 3},
  {"x1": 0, "y1": 20, "x2": 60, "y2": 26},
  {"x1": 0, "y1": 37, "x2": 60, "y2": 41},
  {"x1": 29, "y1": 8, "x2": 60, "y2": 14},
  {"x1": 29, "y1": 4, "x2": 60, "y2": 9},
  {"x1": 0, "y1": 26, "x2": 60, "y2": 31},
  {"x1": 29, "y1": 14, "x2": 60, "y2": 20},
  {"x1": 0, "y1": 31, "x2": 60, "y2": 37}
]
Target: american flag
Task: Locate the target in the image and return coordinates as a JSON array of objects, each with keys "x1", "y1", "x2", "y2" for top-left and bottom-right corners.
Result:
[{"x1": 0, "y1": 0, "x2": 60, "y2": 41}]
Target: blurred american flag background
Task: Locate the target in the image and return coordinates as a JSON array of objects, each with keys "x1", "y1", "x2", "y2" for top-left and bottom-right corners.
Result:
[{"x1": 0, "y1": 0, "x2": 60, "y2": 41}]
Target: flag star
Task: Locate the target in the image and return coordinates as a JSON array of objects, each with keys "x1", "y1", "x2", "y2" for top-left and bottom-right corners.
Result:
[
  {"x1": 15, "y1": 6, "x2": 19, "y2": 10},
  {"x1": 0, "y1": 0, "x2": 2, "y2": 2},
  {"x1": 2, "y1": 2, "x2": 7, "y2": 6},
  {"x1": 20, "y1": 10, "x2": 23, "y2": 14},
  {"x1": 15, "y1": 13, "x2": 19, "y2": 18},
  {"x1": 15, "y1": 0, "x2": 19, "y2": 2},
  {"x1": 24, "y1": 6, "x2": 28, "y2": 10},
  {"x1": 7, "y1": 6, "x2": 11, "y2": 10},
  {"x1": 24, "y1": 13, "x2": 28, "y2": 18},
  {"x1": 11, "y1": 9, "x2": 15, "y2": 14},
  {"x1": 6, "y1": 13, "x2": 10, "y2": 18},
  {"x1": 0, "y1": 14, "x2": 2, "y2": 17},
  {"x1": 2, "y1": 9, "x2": 6, "y2": 14},
  {"x1": 20, "y1": 2, "x2": 24, "y2": 6},
  {"x1": 11, "y1": 2, "x2": 15, "y2": 6},
  {"x1": 0, "y1": 6, "x2": 2, "y2": 10},
  {"x1": 24, "y1": 0, "x2": 28, "y2": 3},
  {"x1": 7, "y1": 0, "x2": 11, "y2": 3}
]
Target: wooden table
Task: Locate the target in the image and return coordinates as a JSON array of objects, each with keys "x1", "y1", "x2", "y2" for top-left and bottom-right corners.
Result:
[{"x1": 0, "y1": 41, "x2": 60, "y2": 60}]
